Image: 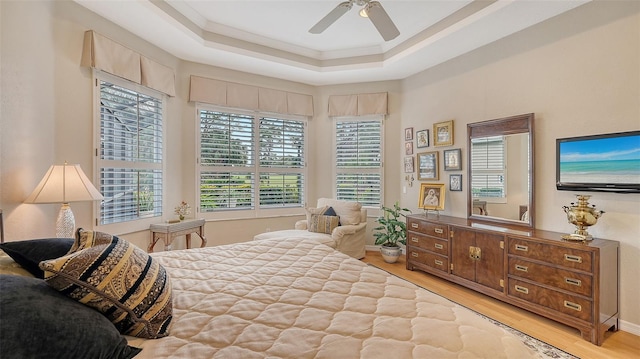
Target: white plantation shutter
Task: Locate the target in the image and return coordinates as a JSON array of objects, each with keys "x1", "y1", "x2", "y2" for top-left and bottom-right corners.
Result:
[
  {"x1": 335, "y1": 118, "x2": 382, "y2": 207},
  {"x1": 259, "y1": 118, "x2": 305, "y2": 207},
  {"x1": 98, "y1": 77, "x2": 164, "y2": 225},
  {"x1": 471, "y1": 136, "x2": 506, "y2": 199},
  {"x1": 198, "y1": 107, "x2": 306, "y2": 213}
]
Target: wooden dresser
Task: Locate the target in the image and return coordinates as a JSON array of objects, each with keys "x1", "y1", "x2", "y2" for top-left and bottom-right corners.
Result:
[{"x1": 406, "y1": 214, "x2": 619, "y2": 345}]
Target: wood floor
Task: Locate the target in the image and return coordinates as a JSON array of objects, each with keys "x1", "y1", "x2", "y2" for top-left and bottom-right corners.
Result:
[{"x1": 361, "y1": 250, "x2": 639, "y2": 359}]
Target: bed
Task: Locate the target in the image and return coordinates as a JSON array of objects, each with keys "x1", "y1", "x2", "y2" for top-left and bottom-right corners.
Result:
[{"x1": 1, "y1": 235, "x2": 540, "y2": 358}]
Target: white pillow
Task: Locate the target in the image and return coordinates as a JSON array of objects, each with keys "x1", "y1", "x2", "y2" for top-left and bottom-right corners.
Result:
[{"x1": 316, "y1": 198, "x2": 362, "y2": 225}]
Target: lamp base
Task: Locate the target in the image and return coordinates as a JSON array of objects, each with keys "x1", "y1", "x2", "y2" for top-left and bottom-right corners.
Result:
[{"x1": 56, "y1": 203, "x2": 75, "y2": 238}]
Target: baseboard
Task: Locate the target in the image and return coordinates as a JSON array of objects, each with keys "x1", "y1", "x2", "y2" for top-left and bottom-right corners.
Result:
[
  {"x1": 364, "y1": 244, "x2": 640, "y2": 338},
  {"x1": 619, "y1": 319, "x2": 640, "y2": 336},
  {"x1": 365, "y1": 244, "x2": 405, "y2": 254}
]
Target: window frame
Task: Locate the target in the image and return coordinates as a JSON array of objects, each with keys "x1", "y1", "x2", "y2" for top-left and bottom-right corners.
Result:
[
  {"x1": 195, "y1": 104, "x2": 308, "y2": 220},
  {"x1": 332, "y1": 115, "x2": 384, "y2": 210},
  {"x1": 93, "y1": 71, "x2": 167, "y2": 234}
]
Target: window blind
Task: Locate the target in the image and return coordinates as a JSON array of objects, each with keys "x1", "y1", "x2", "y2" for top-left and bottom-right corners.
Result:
[
  {"x1": 471, "y1": 136, "x2": 505, "y2": 199},
  {"x1": 98, "y1": 80, "x2": 164, "y2": 225},
  {"x1": 335, "y1": 119, "x2": 382, "y2": 207}
]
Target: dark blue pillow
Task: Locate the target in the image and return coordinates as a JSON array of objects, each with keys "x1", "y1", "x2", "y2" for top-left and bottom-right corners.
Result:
[
  {"x1": 323, "y1": 206, "x2": 341, "y2": 226},
  {"x1": 0, "y1": 238, "x2": 74, "y2": 278},
  {"x1": 0, "y1": 275, "x2": 141, "y2": 359}
]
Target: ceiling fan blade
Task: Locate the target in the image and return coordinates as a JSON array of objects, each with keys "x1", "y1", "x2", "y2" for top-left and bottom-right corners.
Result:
[
  {"x1": 309, "y1": 1, "x2": 353, "y2": 34},
  {"x1": 366, "y1": 1, "x2": 400, "y2": 41}
]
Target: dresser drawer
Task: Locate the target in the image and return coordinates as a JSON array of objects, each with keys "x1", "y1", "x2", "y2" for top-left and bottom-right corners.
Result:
[
  {"x1": 408, "y1": 248, "x2": 448, "y2": 273},
  {"x1": 508, "y1": 238, "x2": 592, "y2": 272},
  {"x1": 508, "y1": 278, "x2": 592, "y2": 322},
  {"x1": 407, "y1": 218, "x2": 448, "y2": 239},
  {"x1": 407, "y1": 232, "x2": 448, "y2": 256},
  {"x1": 508, "y1": 258, "x2": 592, "y2": 297}
]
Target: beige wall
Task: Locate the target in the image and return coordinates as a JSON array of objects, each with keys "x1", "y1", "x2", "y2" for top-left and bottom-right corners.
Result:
[
  {"x1": 1, "y1": 0, "x2": 638, "y2": 333},
  {"x1": 399, "y1": 1, "x2": 640, "y2": 331}
]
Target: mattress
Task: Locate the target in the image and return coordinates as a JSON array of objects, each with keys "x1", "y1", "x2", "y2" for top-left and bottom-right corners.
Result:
[{"x1": 129, "y1": 238, "x2": 538, "y2": 358}]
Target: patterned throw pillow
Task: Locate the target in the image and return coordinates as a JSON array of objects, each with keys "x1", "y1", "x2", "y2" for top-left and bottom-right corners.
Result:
[
  {"x1": 39, "y1": 230, "x2": 173, "y2": 339},
  {"x1": 309, "y1": 214, "x2": 340, "y2": 234}
]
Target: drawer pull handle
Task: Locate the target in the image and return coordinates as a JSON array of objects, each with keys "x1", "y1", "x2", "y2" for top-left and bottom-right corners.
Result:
[
  {"x1": 434, "y1": 243, "x2": 444, "y2": 250},
  {"x1": 564, "y1": 300, "x2": 582, "y2": 312},
  {"x1": 564, "y1": 254, "x2": 583, "y2": 263},
  {"x1": 411, "y1": 252, "x2": 419, "y2": 258},
  {"x1": 434, "y1": 228, "x2": 444, "y2": 234},
  {"x1": 515, "y1": 285, "x2": 529, "y2": 294},
  {"x1": 515, "y1": 244, "x2": 528, "y2": 252},
  {"x1": 515, "y1": 264, "x2": 528, "y2": 272},
  {"x1": 411, "y1": 237, "x2": 419, "y2": 243},
  {"x1": 565, "y1": 278, "x2": 582, "y2": 287},
  {"x1": 411, "y1": 223, "x2": 419, "y2": 229},
  {"x1": 434, "y1": 259, "x2": 443, "y2": 266}
]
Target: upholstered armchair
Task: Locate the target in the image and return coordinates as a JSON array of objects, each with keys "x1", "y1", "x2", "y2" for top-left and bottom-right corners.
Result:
[{"x1": 253, "y1": 198, "x2": 367, "y2": 259}]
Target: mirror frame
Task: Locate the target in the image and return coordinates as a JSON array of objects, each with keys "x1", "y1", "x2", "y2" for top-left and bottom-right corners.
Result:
[{"x1": 467, "y1": 113, "x2": 535, "y2": 228}]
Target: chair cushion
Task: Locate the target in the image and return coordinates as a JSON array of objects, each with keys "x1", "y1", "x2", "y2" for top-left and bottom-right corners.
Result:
[
  {"x1": 309, "y1": 214, "x2": 340, "y2": 234},
  {"x1": 40, "y1": 229, "x2": 173, "y2": 339},
  {"x1": 317, "y1": 198, "x2": 362, "y2": 225}
]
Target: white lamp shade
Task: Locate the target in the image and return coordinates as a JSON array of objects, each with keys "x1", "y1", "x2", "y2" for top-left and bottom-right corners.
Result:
[{"x1": 25, "y1": 164, "x2": 104, "y2": 204}]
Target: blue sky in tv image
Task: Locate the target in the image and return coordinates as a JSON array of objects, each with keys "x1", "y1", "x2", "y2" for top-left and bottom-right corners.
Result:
[{"x1": 558, "y1": 131, "x2": 640, "y2": 186}]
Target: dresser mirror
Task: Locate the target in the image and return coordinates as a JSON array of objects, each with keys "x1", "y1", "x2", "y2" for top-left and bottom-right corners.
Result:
[{"x1": 467, "y1": 113, "x2": 535, "y2": 228}]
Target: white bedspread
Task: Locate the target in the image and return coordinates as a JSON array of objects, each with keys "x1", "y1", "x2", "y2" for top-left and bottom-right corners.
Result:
[{"x1": 129, "y1": 238, "x2": 538, "y2": 358}]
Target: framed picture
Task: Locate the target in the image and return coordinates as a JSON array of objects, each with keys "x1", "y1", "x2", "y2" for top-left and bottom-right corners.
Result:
[
  {"x1": 449, "y1": 174, "x2": 462, "y2": 191},
  {"x1": 416, "y1": 129, "x2": 429, "y2": 148},
  {"x1": 404, "y1": 127, "x2": 414, "y2": 141},
  {"x1": 434, "y1": 120, "x2": 454, "y2": 146},
  {"x1": 419, "y1": 183, "x2": 446, "y2": 210},
  {"x1": 405, "y1": 141, "x2": 413, "y2": 155},
  {"x1": 443, "y1": 148, "x2": 462, "y2": 171},
  {"x1": 404, "y1": 156, "x2": 414, "y2": 173},
  {"x1": 417, "y1": 151, "x2": 439, "y2": 180}
]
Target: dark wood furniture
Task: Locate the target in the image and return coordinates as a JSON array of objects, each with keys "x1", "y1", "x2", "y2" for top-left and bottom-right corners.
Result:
[{"x1": 406, "y1": 213, "x2": 619, "y2": 346}]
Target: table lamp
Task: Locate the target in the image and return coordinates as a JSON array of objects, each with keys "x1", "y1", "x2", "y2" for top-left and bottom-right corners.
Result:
[{"x1": 24, "y1": 163, "x2": 104, "y2": 238}]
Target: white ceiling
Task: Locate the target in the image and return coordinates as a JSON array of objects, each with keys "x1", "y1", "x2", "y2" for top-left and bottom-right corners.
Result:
[{"x1": 74, "y1": 0, "x2": 590, "y2": 86}]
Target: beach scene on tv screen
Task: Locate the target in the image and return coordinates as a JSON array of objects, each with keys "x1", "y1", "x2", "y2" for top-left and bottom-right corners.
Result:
[{"x1": 559, "y1": 134, "x2": 640, "y2": 184}]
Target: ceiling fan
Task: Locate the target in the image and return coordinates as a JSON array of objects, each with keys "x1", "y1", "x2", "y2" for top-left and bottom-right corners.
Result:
[{"x1": 309, "y1": 0, "x2": 400, "y2": 41}]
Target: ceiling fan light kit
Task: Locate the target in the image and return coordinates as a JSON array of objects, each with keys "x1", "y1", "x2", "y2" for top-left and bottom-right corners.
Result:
[{"x1": 309, "y1": 0, "x2": 400, "y2": 41}]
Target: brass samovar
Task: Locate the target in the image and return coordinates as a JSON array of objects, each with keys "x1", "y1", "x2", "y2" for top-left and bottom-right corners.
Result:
[{"x1": 562, "y1": 195, "x2": 605, "y2": 240}]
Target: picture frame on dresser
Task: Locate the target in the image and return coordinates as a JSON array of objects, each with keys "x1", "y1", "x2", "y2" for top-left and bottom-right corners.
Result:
[{"x1": 418, "y1": 183, "x2": 445, "y2": 210}]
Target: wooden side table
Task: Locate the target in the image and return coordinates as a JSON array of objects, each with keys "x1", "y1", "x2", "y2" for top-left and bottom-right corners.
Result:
[{"x1": 148, "y1": 219, "x2": 207, "y2": 252}]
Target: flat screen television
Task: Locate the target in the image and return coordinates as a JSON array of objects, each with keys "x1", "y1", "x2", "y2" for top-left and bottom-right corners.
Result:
[{"x1": 556, "y1": 130, "x2": 640, "y2": 193}]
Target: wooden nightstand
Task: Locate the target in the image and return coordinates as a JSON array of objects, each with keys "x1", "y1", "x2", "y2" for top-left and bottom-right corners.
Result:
[{"x1": 148, "y1": 219, "x2": 207, "y2": 252}]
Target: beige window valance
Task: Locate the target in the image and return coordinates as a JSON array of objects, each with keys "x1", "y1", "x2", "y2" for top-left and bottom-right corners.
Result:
[
  {"x1": 81, "y1": 30, "x2": 176, "y2": 97},
  {"x1": 328, "y1": 93, "x2": 388, "y2": 117},
  {"x1": 189, "y1": 76, "x2": 314, "y2": 117}
]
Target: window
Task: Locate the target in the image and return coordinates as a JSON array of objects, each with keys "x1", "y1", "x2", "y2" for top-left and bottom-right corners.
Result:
[
  {"x1": 97, "y1": 75, "x2": 164, "y2": 225},
  {"x1": 335, "y1": 118, "x2": 383, "y2": 207},
  {"x1": 471, "y1": 136, "x2": 506, "y2": 200},
  {"x1": 198, "y1": 107, "x2": 306, "y2": 215}
]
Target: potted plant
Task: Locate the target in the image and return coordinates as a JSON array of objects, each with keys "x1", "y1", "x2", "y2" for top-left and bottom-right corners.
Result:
[{"x1": 373, "y1": 202, "x2": 411, "y2": 263}]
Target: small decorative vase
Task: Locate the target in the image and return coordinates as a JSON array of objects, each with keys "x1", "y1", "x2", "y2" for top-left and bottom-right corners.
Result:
[
  {"x1": 179, "y1": 215, "x2": 185, "y2": 221},
  {"x1": 380, "y1": 245, "x2": 402, "y2": 264},
  {"x1": 562, "y1": 195, "x2": 605, "y2": 240}
]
